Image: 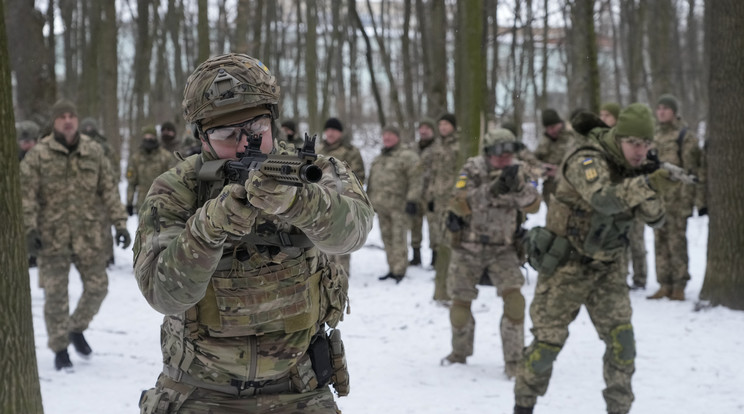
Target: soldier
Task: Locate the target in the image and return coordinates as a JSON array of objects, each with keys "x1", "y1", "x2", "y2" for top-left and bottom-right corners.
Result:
[
  {"x1": 280, "y1": 119, "x2": 304, "y2": 147},
  {"x1": 647, "y1": 94, "x2": 706, "y2": 301},
  {"x1": 410, "y1": 118, "x2": 437, "y2": 266},
  {"x1": 125, "y1": 125, "x2": 173, "y2": 216},
  {"x1": 367, "y1": 125, "x2": 422, "y2": 283},
  {"x1": 159, "y1": 121, "x2": 183, "y2": 156},
  {"x1": 441, "y1": 129, "x2": 540, "y2": 379},
  {"x1": 317, "y1": 117, "x2": 366, "y2": 277},
  {"x1": 21, "y1": 99, "x2": 130, "y2": 371},
  {"x1": 513, "y1": 104, "x2": 680, "y2": 414},
  {"x1": 600, "y1": 102, "x2": 621, "y2": 128},
  {"x1": 17, "y1": 120, "x2": 40, "y2": 160},
  {"x1": 429, "y1": 113, "x2": 460, "y2": 303},
  {"x1": 534, "y1": 108, "x2": 575, "y2": 207},
  {"x1": 134, "y1": 53, "x2": 373, "y2": 413}
]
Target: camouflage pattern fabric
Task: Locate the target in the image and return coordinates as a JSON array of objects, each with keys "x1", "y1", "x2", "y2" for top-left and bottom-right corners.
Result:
[
  {"x1": 627, "y1": 218, "x2": 647, "y2": 286},
  {"x1": 411, "y1": 137, "x2": 437, "y2": 250},
  {"x1": 133, "y1": 150, "x2": 372, "y2": 399},
  {"x1": 445, "y1": 156, "x2": 540, "y2": 364},
  {"x1": 126, "y1": 145, "x2": 175, "y2": 209},
  {"x1": 534, "y1": 128, "x2": 574, "y2": 206},
  {"x1": 20, "y1": 133, "x2": 127, "y2": 352},
  {"x1": 367, "y1": 142, "x2": 422, "y2": 275},
  {"x1": 88, "y1": 132, "x2": 120, "y2": 267},
  {"x1": 317, "y1": 137, "x2": 366, "y2": 183}
]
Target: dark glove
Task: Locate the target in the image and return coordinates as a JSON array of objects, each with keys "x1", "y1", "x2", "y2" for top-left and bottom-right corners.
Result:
[
  {"x1": 405, "y1": 201, "x2": 417, "y2": 215},
  {"x1": 491, "y1": 165, "x2": 520, "y2": 196},
  {"x1": 445, "y1": 211, "x2": 464, "y2": 232},
  {"x1": 126, "y1": 204, "x2": 135, "y2": 216},
  {"x1": 115, "y1": 227, "x2": 131, "y2": 248},
  {"x1": 640, "y1": 149, "x2": 661, "y2": 174},
  {"x1": 698, "y1": 207, "x2": 708, "y2": 217},
  {"x1": 28, "y1": 256, "x2": 37, "y2": 268},
  {"x1": 26, "y1": 229, "x2": 42, "y2": 256},
  {"x1": 427, "y1": 200, "x2": 435, "y2": 212}
]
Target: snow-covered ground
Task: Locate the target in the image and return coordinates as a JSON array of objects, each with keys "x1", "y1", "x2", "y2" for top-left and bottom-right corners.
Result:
[{"x1": 30, "y1": 197, "x2": 744, "y2": 413}]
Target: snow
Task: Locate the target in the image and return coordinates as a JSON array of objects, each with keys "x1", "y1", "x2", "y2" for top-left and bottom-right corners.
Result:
[{"x1": 30, "y1": 200, "x2": 744, "y2": 413}]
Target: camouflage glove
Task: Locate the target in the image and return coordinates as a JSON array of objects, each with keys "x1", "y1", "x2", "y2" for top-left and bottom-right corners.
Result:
[
  {"x1": 115, "y1": 227, "x2": 131, "y2": 248},
  {"x1": 202, "y1": 184, "x2": 258, "y2": 237},
  {"x1": 405, "y1": 201, "x2": 417, "y2": 215},
  {"x1": 26, "y1": 229, "x2": 42, "y2": 256},
  {"x1": 646, "y1": 169, "x2": 681, "y2": 194},
  {"x1": 245, "y1": 170, "x2": 299, "y2": 215},
  {"x1": 126, "y1": 204, "x2": 135, "y2": 216}
]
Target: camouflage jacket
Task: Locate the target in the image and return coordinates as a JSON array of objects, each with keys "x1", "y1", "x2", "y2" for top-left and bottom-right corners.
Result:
[
  {"x1": 654, "y1": 118, "x2": 705, "y2": 215},
  {"x1": 534, "y1": 128, "x2": 575, "y2": 167},
  {"x1": 20, "y1": 133, "x2": 127, "y2": 256},
  {"x1": 126, "y1": 146, "x2": 174, "y2": 206},
  {"x1": 133, "y1": 149, "x2": 373, "y2": 384},
  {"x1": 367, "y1": 142, "x2": 422, "y2": 213},
  {"x1": 417, "y1": 137, "x2": 437, "y2": 203},
  {"x1": 449, "y1": 156, "x2": 541, "y2": 248},
  {"x1": 425, "y1": 131, "x2": 460, "y2": 208},
  {"x1": 317, "y1": 137, "x2": 366, "y2": 183},
  {"x1": 546, "y1": 128, "x2": 665, "y2": 261},
  {"x1": 89, "y1": 131, "x2": 121, "y2": 181}
]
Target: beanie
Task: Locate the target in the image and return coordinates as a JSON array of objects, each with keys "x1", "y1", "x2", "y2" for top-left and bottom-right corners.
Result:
[
  {"x1": 438, "y1": 113, "x2": 457, "y2": 129},
  {"x1": 657, "y1": 94, "x2": 679, "y2": 114},
  {"x1": 601, "y1": 102, "x2": 621, "y2": 119},
  {"x1": 142, "y1": 125, "x2": 158, "y2": 137},
  {"x1": 615, "y1": 103, "x2": 655, "y2": 141},
  {"x1": 323, "y1": 117, "x2": 343, "y2": 132},
  {"x1": 51, "y1": 99, "x2": 77, "y2": 120},
  {"x1": 161, "y1": 121, "x2": 176, "y2": 132},
  {"x1": 281, "y1": 120, "x2": 297, "y2": 132},
  {"x1": 382, "y1": 125, "x2": 400, "y2": 137},
  {"x1": 418, "y1": 118, "x2": 436, "y2": 130},
  {"x1": 541, "y1": 109, "x2": 562, "y2": 127}
]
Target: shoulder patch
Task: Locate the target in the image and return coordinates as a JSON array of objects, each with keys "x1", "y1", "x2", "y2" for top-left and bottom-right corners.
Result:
[
  {"x1": 582, "y1": 158, "x2": 598, "y2": 182},
  {"x1": 455, "y1": 173, "x2": 467, "y2": 189}
]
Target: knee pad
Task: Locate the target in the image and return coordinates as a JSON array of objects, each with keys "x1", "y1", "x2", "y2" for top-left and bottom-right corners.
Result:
[
  {"x1": 450, "y1": 300, "x2": 472, "y2": 329},
  {"x1": 503, "y1": 289, "x2": 525, "y2": 323},
  {"x1": 526, "y1": 342, "x2": 561, "y2": 374},
  {"x1": 610, "y1": 323, "x2": 636, "y2": 365}
]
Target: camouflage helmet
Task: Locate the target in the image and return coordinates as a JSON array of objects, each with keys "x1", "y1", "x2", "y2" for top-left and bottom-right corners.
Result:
[
  {"x1": 182, "y1": 53, "x2": 280, "y2": 131},
  {"x1": 16, "y1": 120, "x2": 40, "y2": 142},
  {"x1": 483, "y1": 128, "x2": 524, "y2": 156}
]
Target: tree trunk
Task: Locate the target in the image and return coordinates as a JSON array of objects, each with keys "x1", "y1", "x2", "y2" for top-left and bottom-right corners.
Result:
[
  {"x1": 0, "y1": 2, "x2": 45, "y2": 411},
  {"x1": 567, "y1": 0, "x2": 600, "y2": 112},
  {"x1": 197, "y1": 0, "x2": 209, "y2": 63},
  {"x1": 427, "y1": 0, "x2": 447, "y2": 117},
  {"x1": 401, "y1": 0, "x2": 415, "y2": 137},
  {"x1": 646, "y1": 0, "x2": 674, "y2": 99},
  {"x1": 366, "y1": 0, "x2": 405, "y2": 130},
  {"x1": 132, "y1": 0, "x2": 154, "y2": 139},
  {"x1": 100, "y1": 0, "x2": 120, "y2": 155},
  {"x1": 349, "y1": 0, "x2": 385, "y2": 126},
  {"x1": 699, "y1": 0, "x2": 744, "y2": 310},
  {"x1": 235, "y1": 0, "x2": 249, "y2": 52}
]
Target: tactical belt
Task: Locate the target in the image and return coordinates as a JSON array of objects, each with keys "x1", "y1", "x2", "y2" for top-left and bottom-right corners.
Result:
[
  {"x1": 163, "y1": 365, "x2": 293, "y2": 396},
  {"x1": 242, "y1": 232, "x2": 314, "y2": 248}
]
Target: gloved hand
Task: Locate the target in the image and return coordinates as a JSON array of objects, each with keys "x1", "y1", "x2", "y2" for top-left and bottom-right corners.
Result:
[
  {"x1": 245, "y1": 171, "x2": 299, "y2": 215},
  {"x1": 445, "y1": 211, "x2": 464, "y2": 232},
  {"x1": 490, "y1": 165, "x2": 520, "y2": 196},
  {"x1": 698, "y1": 207, "x2": 708, "y2": 217},
  {"x1": 646, "y1": 169, "x2": 681, "y2": 194},
  {"x1": 405, "y1": 201, "x2": 417, "y2": 215},
  {"x1": 203, "y1": 184, "x2": 258, "y2": 236},
  {"x1": 126, "y1": 204, "x2": 135, "y2": 216},
  {"x1": 27, "y1": 229, "x2": 42, "y2": 256},
  {"x1": 115, "y1": 227, "x2": 131, "y2": 248},
  {"x1": 427, "y1": 201, "x2": 435, "y2": 212}
]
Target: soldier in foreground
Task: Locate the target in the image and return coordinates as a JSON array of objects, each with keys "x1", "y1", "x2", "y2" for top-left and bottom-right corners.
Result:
[
  {"x1": 441, "y1": 129, "x2": 540, "y2": 379},
  {"x1": 125, "y1": 125, "x2": 173, "y2": 216},
  {"x1": 21, "y1": 99, "x2": 131, "y2": 370},
  {"x1": 513, "y1": 104, "x2": 680, "y2": 414},
  {"x1": 134, "y1": 53, "x2": 373, "y2": 413}
]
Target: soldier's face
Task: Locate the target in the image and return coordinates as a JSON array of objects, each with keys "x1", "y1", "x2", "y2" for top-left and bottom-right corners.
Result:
[
  {"x1": 382, "y1": 131, "x2": 400, "y2": 148},
  {"x1": 599, "y1": 110, "x2": 617, "y2": 127},
  {"x1": 621, "y1": 137, "x2": 651, "y2": 167},
  {"x1": 324, "y1": 128, "x2": 342, "y2": 145},
  {"x1": 53, "y1": 113, "x2": 78, "y2": 138},
  {"x1": 656, "y1": 105, "x2": 676, "y2": 124},
  {"x1": 281, "y1": 126, "x2": 294, "y2": 137},
  {"x1": 418, "y1": 125, "x2": 434, "y2": 141},
  {"x1": 438, "y1": 121, "x2": 454, "y2": 137},
  {"x1": 205, "y1": 116, "x2": 273, "y2": 159},
  {"x1": 488, "y1": 153, "x2": 513, "y2": 169},
  {"x1": 545, "y1": 123, "x2": 563, "y2": 139},
  {"x1": 161, "y1": 129, "x2": 176, "y2": 141}
]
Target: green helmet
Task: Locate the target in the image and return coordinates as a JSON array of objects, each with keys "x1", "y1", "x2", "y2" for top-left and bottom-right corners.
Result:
[
  {"x1": 182, "y1": 53, "x2": 280, "y2": 131},
  {"x1": 16, "y1": 120, "x2": 40, "y2": 142},
  {"x1": 483, "y1": 128, "x2": 524, "y2": 156}
]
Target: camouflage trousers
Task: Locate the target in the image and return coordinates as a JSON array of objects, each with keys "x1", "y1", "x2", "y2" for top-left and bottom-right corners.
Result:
[
  {"x1": 410, "y1": 203, "x2": 441, "y2": 251},
  {"x1": 377, "y1": 208, "x2": 411, "y2": 275},
  {"x1": 653, "y1": 210, "x2": 690, "y2": 289},
  {"x1": 140, "y1": 374, "x2": 339, "y2": 414},
  {"x1": 514, "y1": 258, "x2": 635, "y2": 414},
  {"x1": 627, "y1": 218, "x2": 647, "y2": 286},
  {"x1": 40, "y1": 253, "x2": 108, "y2": 352},
  {"x1": 327, "y1": 254, "x2": 351, "y2": 278},
  {"x1": 99, "y1": 203, "x2": 114, "y2": 265},
  {"x1": 446, "y1": 244, "x2": 525, "y2": 363}
]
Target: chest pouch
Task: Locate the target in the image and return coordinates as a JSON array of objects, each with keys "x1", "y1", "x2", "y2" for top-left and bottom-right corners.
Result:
[{"x1": 526, "y1": 227, "x2": 571, "y2": 275}]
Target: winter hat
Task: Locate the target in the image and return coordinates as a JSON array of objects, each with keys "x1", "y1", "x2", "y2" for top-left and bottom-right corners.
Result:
[
  {"x1": 601, "y1": 102, "x2": 621, "y2": 119},
  {"x1": 323, "y1": 117, "x2": 343, "y2": 132},
  {"x1": 541, "y1": 109, "x2": 562, "y2": 127},
  {"x1": 656, "y1": 94, "x2": 679, "y2": 114},
  {"x1": 438, "y1": 113, "x2": 457, "y2": 129},
  {"x1": 382, "y1": 125, "x2": 401, "y2": 137},
  {"x1": 51, "y1": 99, "x2": 78, "y2": 120},
  {"x1": 141, "y1": 125, "x2": 158, "y2": 137},
  {"x1": 161, "y1": 121, "x2": 177, "y2": 132},
  {"x1": 615, "y1": 103, "x2": 655, "y2": 141},
  {"x1": 418, "y1": 118, "x2": 436, "y2": 130}
]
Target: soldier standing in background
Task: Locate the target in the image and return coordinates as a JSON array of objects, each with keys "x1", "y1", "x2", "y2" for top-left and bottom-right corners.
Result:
[
  {"x1": 441, "y1": 129, "x2": 540, "y2": 379},
  {"x1": 647, "y1": 94, "x2": 706, "y2": 301},
  {"x1": 20, "y1": 99, "x2": 131, "y2": 371},
  {"x1": 534, "y1": 109, "x2": 575, "y2": 207},
  {"x1": 159, "y1": 121, "x2": 183, "y2": 157},
  {"x1": 409, "y1": 118, "x2": 437, "y2": 266},
  {"x1": 513, "y1": 104, "x2": 679, "y2": 414},
  {"x1": 125, "y1": 126, "x2": 173, "y2": 216},
  {"x1": 17, "y1": 120, "x2": 40, "y2": 160},
  {"x1": 317, "y1": 117, "x2": 366, "y2": 277},
  {"x1": 280, "y1": 119, "x2": 304, "y2": 147},
  {"x1": 367, "y1": 125, "x2": 422, "y2": 283},
  {"x1": 134, "y1": 53, "x2": 373, "y2": 413}
]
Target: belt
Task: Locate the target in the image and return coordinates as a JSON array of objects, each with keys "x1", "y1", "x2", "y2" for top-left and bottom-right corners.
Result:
[{"x1": 163, "y1": 365, "x2": 293, "y2": 397}]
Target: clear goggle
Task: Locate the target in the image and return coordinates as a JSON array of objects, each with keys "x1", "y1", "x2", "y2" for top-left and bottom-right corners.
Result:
[
  {"x1": 484, "y1": 141, "x2": 524, "y2": 156},
  {"x1": 205, "y1": 114, "x2": 272, "y2": 142}
]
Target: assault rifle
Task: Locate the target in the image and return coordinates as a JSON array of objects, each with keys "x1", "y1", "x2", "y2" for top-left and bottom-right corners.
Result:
[{"x1": 644, "y1": 149, "x2": 698, "y2": 185}]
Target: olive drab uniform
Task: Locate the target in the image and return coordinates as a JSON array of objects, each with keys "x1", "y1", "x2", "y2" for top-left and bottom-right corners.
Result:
[
  {"x1": 134, "y1": 146, "x2": 373, "y2": 413},
  {"x1": 410, "y1": 136, "x2": 436, "y2": 254},
  {"x1": 534, "y1": 128, "x2": 574, "y2": 206},
  {"x1": 126, "y1": 144, "x2": 174, "y2": 211},
  {"x1": 652, "y1": 118, "x2": 705, "y2": 293},
  {"x1": 20, "y1": 133, "x2": 128, "y2": 353},
  {"x1": 317, "y1": 136, "x2": 366, "y2": 277},
  {"x1": 367, "y1": 142, "x2": 422, "y2": 277},
  {"x1": 514, "y1": 127, "x2": 666, "y2": 414},
  {"x1": 445, "y1": 156, "x2": 540, "y2": 370}
]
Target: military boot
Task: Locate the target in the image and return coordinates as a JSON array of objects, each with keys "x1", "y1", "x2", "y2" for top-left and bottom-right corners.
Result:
[
  {"x1": 669, "y1": 287, "x2": 685, "y2": 301},
  {"x1": 409, "y1": 248, "x2": 422, "y2": 266},
  {"x1": 55, "y1": 349, "x2": 73, "y2": 370},
  {"x1": 378, "y1": 272, "x2": 394, "y2": 281},
  {"x1": 440, "y1": 352, "x2": 467, "y2": 366},
  {"x1": 647, "y1": 285, "x2": 672, "y2": 300},
  {"x1": 513, "y1": 405, "x2": 534, "y2": 414},
  {"x1": 69, "y1": 332, "x2": 92, "y2": 357}
]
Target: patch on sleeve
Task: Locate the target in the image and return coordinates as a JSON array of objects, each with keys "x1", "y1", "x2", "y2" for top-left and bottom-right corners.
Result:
[
  {"x1": 455, "y1": 174, "x2": 467, "y2": 189},
  {"x1": 582, "y1": 158, "x2": 598, "y2": 182}
]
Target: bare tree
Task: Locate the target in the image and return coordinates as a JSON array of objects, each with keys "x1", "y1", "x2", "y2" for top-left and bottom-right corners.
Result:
[
  {"x1": 349, "y1": 0, "x2": 385, "y2": 126},
  {"x1": 366, "y1": 0, "x2": 405, "y2": 130},
  {"x1": 306, "y1": 0, "x2": 320, "y2": 131},
  {"x1": 100, "y1": 0, "x2": 121, "y2": 152},
  {"x1": 197, "y1": 0, "x2": 210, "y2": 63}
]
